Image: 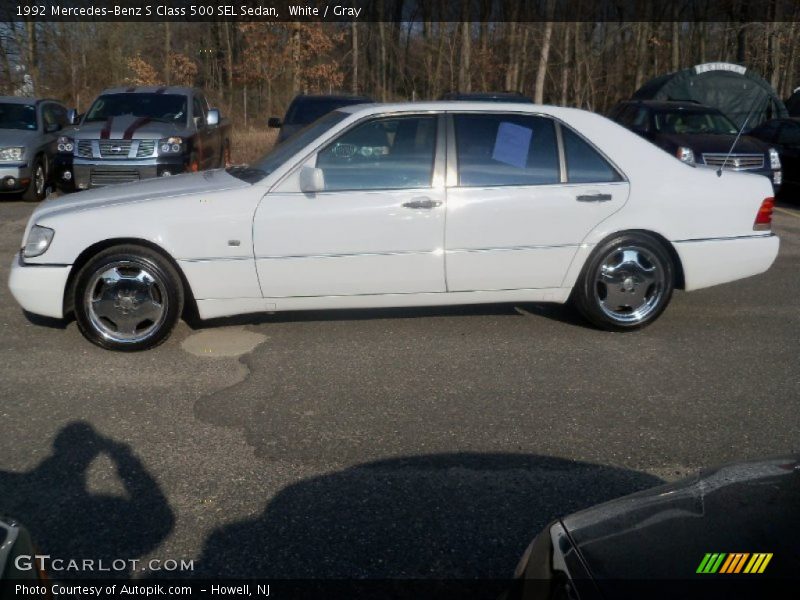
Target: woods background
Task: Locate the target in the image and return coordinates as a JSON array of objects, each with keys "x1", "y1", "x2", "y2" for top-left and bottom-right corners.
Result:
[{"x1": 2, "y1": 2, "x2": 800, "y2": 159}]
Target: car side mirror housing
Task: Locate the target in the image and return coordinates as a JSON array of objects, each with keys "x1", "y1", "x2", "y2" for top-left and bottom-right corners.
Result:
[
  {"x1": 206, "y1": 109, "x2": 220, "y2": 126},
  {"x1": 67, "y1": 109, "x2": 78, "y2": 125},
  {"x1": 299, "y1": 166, "x2": 325, "y2": 193},
  {"x1": 268, "y1": 117, "x2": 282, "y2": 129}
]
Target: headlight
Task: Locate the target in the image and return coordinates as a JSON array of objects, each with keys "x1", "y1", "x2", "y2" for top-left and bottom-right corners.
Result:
[
  {"x1": 23, "y1": 225, "x2": 55, "y2": 258},
  {"x1": 676, "y1": 146, "x2": 695, "y2": 165},
  {"x1": 0, "y1": 146, "x2": 24, "y2": 161},
  {"x1": 57, "y1": 136, "x2": 74, "y2": 153},
  {"x1": 158, "y1": 137, "x2": 184, "y2": 155},
  {"x1": 769, "y1": 148, "x2": 781, "y2": 170}
]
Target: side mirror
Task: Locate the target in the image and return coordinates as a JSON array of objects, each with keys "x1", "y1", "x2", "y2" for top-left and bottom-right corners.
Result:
[
  {"x1": 299, "y1": 166, "x2": 325, "y2": 193},
  {"x1": 45, "y1": 122, "x2": 60, "y2": 133},
  {"x1": 206, "y1": 109, "x2": 220, "y2": 126},
  {"x1": 267, "y1": 117, "x2": 282, "y2": 129},
  {"x1": 67, "y1": 109, "x2": 78, "y2": 125}
]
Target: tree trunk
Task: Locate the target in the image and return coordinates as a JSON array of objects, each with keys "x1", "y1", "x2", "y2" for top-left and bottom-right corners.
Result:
[
  {"x1": 458, "y1": 19, "x2": 471, "y2": 92},
  {"x1": 534, "y1": 1, "x2": 555, "y2": 104},
  {"x1": 560, "y1": 24, "x2": 571, "y2": 106},
  {"x1": 351, "y1": 21, "x2": 358, "y2": 94},
  {"x1": 164, "y1": 22, "x2": 171, "y2": 85}
]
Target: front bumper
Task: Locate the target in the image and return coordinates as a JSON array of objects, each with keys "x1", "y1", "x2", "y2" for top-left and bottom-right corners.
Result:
[
  {"x1": 0, "y1": 162, "x2": 32, "y2": 193},
  {"x1": 73, "y1": 156, "x2": 187, "y2": 189},
  {"x1": 8, "y1": 252, "x2": 71, "y2": 319}
]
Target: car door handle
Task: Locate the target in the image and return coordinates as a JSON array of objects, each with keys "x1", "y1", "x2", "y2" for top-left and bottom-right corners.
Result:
[
  {"x1": 402, "y1": 197, "x2": 442, "y2": 209},
  {"x1": 576, "y1": 193, "x2": 613, "y2": 202}
]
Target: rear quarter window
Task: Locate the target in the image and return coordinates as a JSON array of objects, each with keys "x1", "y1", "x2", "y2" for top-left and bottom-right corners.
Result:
[{"x1": 562, "y1": 126, "x2": 623, "y2": 184}]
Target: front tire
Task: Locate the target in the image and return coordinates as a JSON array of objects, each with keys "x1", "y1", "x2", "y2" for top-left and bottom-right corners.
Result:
[
  {"x1": 572, "y1": 232, "x2": 674, "y2": 331},
  {"x1": 22, "y1": 156, "x2": 47, "y2": 202},
  {"x1": 73, "y1": 245, "x2": 184, "y2": 351}
]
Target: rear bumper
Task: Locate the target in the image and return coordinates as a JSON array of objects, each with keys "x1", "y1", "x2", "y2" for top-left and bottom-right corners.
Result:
[
  {"x1": 675, "y1": 233, "x2": 779, "y2": 291},
  {"x1": 8, "y1": 252, "x2": 71, "y2": 319},
  {"x1": 73, "y1": 156, "x2": 187, "y2": 189}
]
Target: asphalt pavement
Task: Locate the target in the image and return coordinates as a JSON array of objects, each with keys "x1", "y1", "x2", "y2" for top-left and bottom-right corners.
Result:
[{"x1": 0, "y1": 198, "x2": 798, "y2": 581}]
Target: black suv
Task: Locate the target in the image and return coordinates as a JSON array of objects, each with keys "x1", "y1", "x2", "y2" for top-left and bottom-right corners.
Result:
[
  {"x1": 269, "y1": 94, "x2": 374, "y2": 143},
  {"x1": 609, "y1": 100, "x2": 781, "y2": 191},
  {"x1": 438, "y1": 91, "x2": 534, "y2": 102}
]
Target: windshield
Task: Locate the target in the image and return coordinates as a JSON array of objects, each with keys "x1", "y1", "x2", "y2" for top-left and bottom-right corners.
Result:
[
  {"x1": 84, "y1": 93, "x2": 188, "y2": 125},
  {"x1": 654, "y1": 110, "x2": 738, "y2": 135},
  {"x1": 0, "y1": 103, "x2": 37, "y2": 131},
  {"x1": 229, "y1": 111, "x2": 349, "y2": 184},
  {"x1": 285, "y1": 98, "x2": 367, "y2": 126}
]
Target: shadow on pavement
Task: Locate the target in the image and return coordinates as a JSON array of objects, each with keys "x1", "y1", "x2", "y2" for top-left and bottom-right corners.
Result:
[
  {"x1": 186, "y1": 301, "x2": 589, "y2": 331},
  {"x1": 193, "y1": 452, "x2": 662, "y2": 579},
  {"x1": 0, "y1": 421, "x2": 174, "y2": 579}
]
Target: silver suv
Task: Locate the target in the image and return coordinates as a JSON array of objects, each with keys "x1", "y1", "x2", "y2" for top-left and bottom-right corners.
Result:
[{"x1": 0, "y1": 96, "x2": 69, "y2": 201}]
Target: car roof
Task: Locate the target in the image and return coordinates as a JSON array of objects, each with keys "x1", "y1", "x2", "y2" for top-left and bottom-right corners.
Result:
[
  {"x1": 292, "y1": 94, "x2": 374, "y2": 102},
  {"x1": 617, "y1": 99, "x2": 719, "y2": 112},
  {"x1": 100, "y1": 86, "x2": 195, "y2": 95},
  {"x1": 440, "y1": 91, "x2": 534, "y2": 102},
  {"x1": 0, "y1": 96, "x2": 59, "y2": 105}
]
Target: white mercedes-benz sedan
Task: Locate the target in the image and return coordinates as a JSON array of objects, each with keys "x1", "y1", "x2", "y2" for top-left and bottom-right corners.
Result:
[{"x1": 9, "y1": 102, "x2": 779, "y2": 351}]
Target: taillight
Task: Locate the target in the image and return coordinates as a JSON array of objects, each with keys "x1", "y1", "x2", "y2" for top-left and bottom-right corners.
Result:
[{"x1": 754, "y1": 197, "x2": 774, "y2": 230}]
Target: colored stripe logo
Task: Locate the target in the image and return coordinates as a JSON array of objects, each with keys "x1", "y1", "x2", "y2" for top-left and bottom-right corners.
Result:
[{"x1": 696, "y1": 553, "x2": 773, "y2": 574}]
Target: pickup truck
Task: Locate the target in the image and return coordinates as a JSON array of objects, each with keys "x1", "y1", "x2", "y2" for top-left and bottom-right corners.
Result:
[{"x1": 56, "y1": 86, "x2": 231, "y2": 190}]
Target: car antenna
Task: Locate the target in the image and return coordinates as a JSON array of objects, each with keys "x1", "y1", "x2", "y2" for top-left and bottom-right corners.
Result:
[{"x1": 717, "y1": 99, "x2": 760, "y2": 177}]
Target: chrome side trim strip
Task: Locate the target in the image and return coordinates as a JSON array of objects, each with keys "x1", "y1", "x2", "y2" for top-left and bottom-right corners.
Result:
[
  {"x1": 179, "y1": 256, "x2": 253, "y2": 263},
  {"x1": 673, "y1": 233, "x2": 776, "y2": 243},
  {"x1": 255, "y1": 249, "x2": 440, "y2": 260},
  {"x1": 447, "y1": 243, "x2": 580, "y2": 254}
]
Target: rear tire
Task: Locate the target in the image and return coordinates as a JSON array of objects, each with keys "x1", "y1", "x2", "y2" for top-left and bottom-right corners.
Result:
[
  {"x1": 73, "y1": 245, "x2": 184, "y2": 351},
  {"x1": 572, "y1": 232, "x2": 674, "y2": 331}
]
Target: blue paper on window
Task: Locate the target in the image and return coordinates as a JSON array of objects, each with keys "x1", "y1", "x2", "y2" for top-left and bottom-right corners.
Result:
[{"x1": 492, "y1": 122, "x2": 532, "y2": 169}]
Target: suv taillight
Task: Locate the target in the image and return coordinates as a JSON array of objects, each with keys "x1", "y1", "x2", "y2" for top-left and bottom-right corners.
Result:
[{"x1": 754, "y1": 197, "x2": 774, "y2": 231}]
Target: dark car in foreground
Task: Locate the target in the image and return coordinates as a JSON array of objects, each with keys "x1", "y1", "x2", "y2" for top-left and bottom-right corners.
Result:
[
  {"x1": 268, "y1": 94, "x2": 374, "y2": 143},
  {"x1": 0, "y1": 96, "x2": 70, "y2": 201},
  {"x1": 511, "y1": 456, "x2": 799, "y2": 600},
  {"x1": 610, "y1": 100, "x2": 782, "y2": 192},
  {"x1": 749, "y1": 118, "x2": 800, "y2": 198},
  {"x1": 57, "y1": 86, "x2": 231, "y2": 191},
  {"x1": 439, "y1": 91, "x2": 534, "y2": 102}
]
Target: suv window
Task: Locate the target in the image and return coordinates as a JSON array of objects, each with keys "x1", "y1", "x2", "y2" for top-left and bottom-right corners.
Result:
[
  {"x1": 193, "y1": 97, "x2": 207, "y2": 126},
  {"x1": 562, "y1": 127, "x2": 622, "y2": 184},
  {"x1": 42, "y1": 103, "x2": 64, "y2": 131},
  {"x1": 317, "y1": 115, "x2": 437, "y2": 191},
  {"x1": 454, "y1": 113, "x2": 560, "y2": 187}
]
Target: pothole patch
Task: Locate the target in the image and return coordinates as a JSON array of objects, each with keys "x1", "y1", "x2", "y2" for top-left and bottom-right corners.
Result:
[{"x1": 181, "y1": 328, "x2": 267, "y2": 358}]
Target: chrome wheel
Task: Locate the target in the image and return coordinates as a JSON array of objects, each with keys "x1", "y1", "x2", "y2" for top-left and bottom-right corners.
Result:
[
  {"x1": 34, "y1": 164, "x2": 45, "y2": 197},
  {"x1": 84, "y1": 261, "x2": 168, "y2": 344},
  {"x1": 594, "y1": 245, "x2": 666, "y2": 324}
]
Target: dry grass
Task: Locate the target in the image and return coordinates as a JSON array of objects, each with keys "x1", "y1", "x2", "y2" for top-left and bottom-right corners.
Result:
[{"x1": 230, "y1": 127, "x2": 278, "y2": 165}]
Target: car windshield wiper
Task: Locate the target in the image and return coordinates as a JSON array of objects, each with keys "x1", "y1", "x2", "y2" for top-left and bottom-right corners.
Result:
[{"x1": 226, "y1": 166, "x2": 266, "y2": 183}]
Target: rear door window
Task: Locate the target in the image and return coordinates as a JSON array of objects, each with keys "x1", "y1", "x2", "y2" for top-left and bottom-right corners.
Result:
[{"x1": 453, "y1": 113, "x2": 560, "y2": 187}]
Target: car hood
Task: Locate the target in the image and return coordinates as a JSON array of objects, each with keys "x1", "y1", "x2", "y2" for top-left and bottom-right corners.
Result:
[
  {"x1": 73, "y1": 115, "x2": 187, "y2": 140},
  {"x1": 0, "y1": 128, "x2": 40, "y2": 147},
  {"x1": 561, "y1": 456, "x2": 800, "y2": 584},
  {"x1": 32, "y1": 168, "x2": 250, "y2": 223},
  {"x1": 656, "y1": 132, "x2": 770, "y2": 155}
]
